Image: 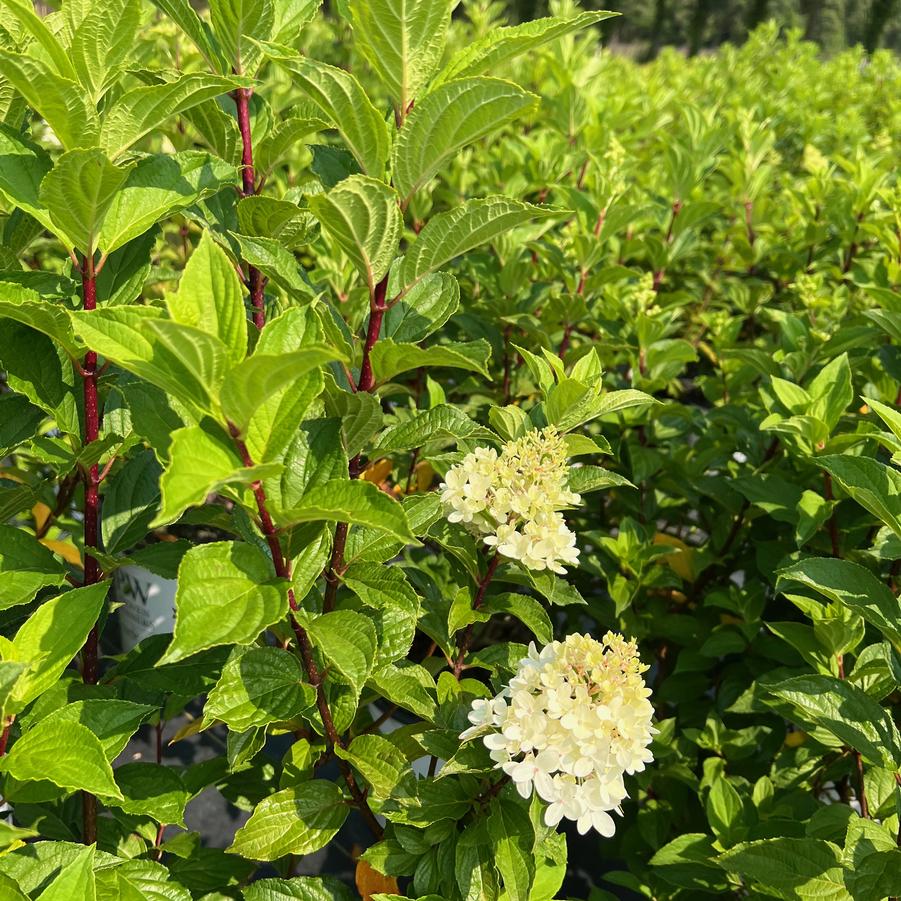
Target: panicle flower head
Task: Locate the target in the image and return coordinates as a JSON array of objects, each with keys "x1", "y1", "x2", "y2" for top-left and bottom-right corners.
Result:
[
  {"x1": 460, "y1": 632, "x2": 656, "y2": 837},
  {"x1": 439, "y1": 428, "x2": 581, "y2": 573}
]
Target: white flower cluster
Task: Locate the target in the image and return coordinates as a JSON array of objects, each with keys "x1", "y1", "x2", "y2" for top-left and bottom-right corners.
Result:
[
  {"x1": 439, "y1": 429, "x2": 581, "y2": 573},
  {"x1": 461, "y1": 632, "x2": 656, "y2": 836}
]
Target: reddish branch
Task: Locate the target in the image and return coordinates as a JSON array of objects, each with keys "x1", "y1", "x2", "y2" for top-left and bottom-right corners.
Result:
[
  {"x1": 322, "y1": 274, "x2": 390, "y2": 613},
  {"x1": 232, "y1": 87, "x2": 267, "y2": 329},
  {"x1": 452, "y1": 553, "x2": 501, "y2": 678},
  {"x1": 79, "y1": 255, "x2": 103, "y2": 845},
  {"x1": 230, "y1": 429, "x2": 382, "y2": 838}
]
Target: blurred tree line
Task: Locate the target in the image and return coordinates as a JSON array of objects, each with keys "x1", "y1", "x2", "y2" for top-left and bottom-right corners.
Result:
[{"x1": 511, "y1": 0, "x2": 900, "y2": 56}]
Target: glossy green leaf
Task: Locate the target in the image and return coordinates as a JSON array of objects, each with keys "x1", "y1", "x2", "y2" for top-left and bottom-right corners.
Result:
[
  {"x1": 6, "y1": 582, "x2": 108, "y2": 712},
  {"x1": 778, "y1": 557, "x2": 901, "y2": 651},
  {"x1": 229, "y1": 781, "x2": 348, "y2": 861},
  {"x1": 399, "y1": 197, "x2": 562, "y2": 288},
  {"x1": 100, "y1": 152, "x2": 238, "y2": 253},
  {"x1": 167, "y1": 229, "x2": 247, "y2": 364},
  {"x1": 277, "y1": 479, "x2": 415, "y2": 543},
  {"x1": 205, "y1": 646, "x2": 315, "y2": 731},
  {"x1": 347, "y1": 0, "x2": 452, "y2": 110},
  {"x1": 100, "y1": 74, "x2": 244, "y2": 159},
  {"x1": 0, "y1": 524, "x2": 67, "y2": 610},
  {"x1": 222, "y1": 348, "x2": 342, "y2": 434},
  {"x1": 434, "y1": 11, "x2": 618, "y2": 84},
  {"x1": 393, "y1": 77, "x2": 535, "y2": 202},
  {"x1": 38, "y1": 149, "x2": 132, "y2": 254},
  {"x1": 335, "y1": 734, "x2": 407, "y2": 798},
  {"x1": 159, "y1": 541, "x2": 288, "y2": 664},
  {"x1": 305, "y1": 609, "x2": 377, "y2": 699},
  {"x1": 308, "y1": 175, "x2": 401, "y2": 290},
  {"x1": 371, "y1": 338, "x2": 491, "y2": 382},
  {"x1": 263, "y1": 46, "x2": 390, "y2": 177},
  {"x1": 0, "y1": 718, "x2": 123, "y2": 800}
]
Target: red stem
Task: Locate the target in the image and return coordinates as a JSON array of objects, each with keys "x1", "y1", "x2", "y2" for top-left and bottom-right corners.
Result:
[
  {"x1": 78, "y1": 257, "x2": 104, "y2": 846},
  {"x1": 357, "y1": 278, "x2": 388, "y2": 393},
  {"x1": 229, "y1": 430, "x2": 382, "y2": 838},
  {"x1": 232, "y1": 87, "x2": 266, "y2": 329},
  {"x1": 452, "y1": 553, "x2": 501, "y2": 678},
  {"x1": 0, "y1": 719, "x2": 12, "y2": 757}
]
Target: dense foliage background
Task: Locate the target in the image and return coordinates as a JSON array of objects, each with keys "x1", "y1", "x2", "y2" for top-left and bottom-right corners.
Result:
[
  {"x1": 506, "y1": 0, "x2": 901, "y2": 55},
  {"x1": 0, "y1": 0, "x2": 900, "y2": 899}
]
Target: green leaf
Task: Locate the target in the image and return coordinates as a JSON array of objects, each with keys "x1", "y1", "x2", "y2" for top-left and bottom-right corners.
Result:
[
  {"x1": 263, "y1": 46, "x2": 390, "y2": 177},
  {"x1": 482, "y1": 593, "x2": 552, "y2": 645},
  {"x1": 322, "y1": 383, "x2": 383, "y2": 457},
  {"x1": 344, "y1": 494, "x2": 441, "y2": 565},
  {"x1": 101, "y1": 449, "x2": 162, "y2": 553},
  {"x1": 768, "y1": 674, "x2": 901, "y2": 769},
  {"x1": 368, "y1": 662, "x2": 436, "y2": 720},
  {"x1": 393, "y1": 77, "x2": 535, "y2": 203},
  {"x1": 347, "y1": 0, "x2": 452, "y2": 111},
  {"x1": 278, "y1": 480, "x2": 415, "y2": 543},
  {"x1": 433, "y1": 11, "x2": 618, "y2": 84},
  {"x1": 245, "y1": 341, "x2": 327, "y2": 464},
  {"x1": 232, "y1": 233, "x2": 315, "y2": 298},
  {"x1": 112, "y1": 763, "x2": 190, "y2": 827},
  {"x1": 370, "y1": 338, "x2": 491, "y2": 382},
  {"x1": 0, "y1": 394, "x2": 45, "y2": 456},
  {"x1": 778, "y1": 557, "x2": 901, "y2": 651},
  {"x1": 159, "y1": 541, "x2": 288, "y2": 664},
  {"x1": 487, "y1": 798, "x2": 535, "y2": 901},
  {"x1": 398, "y1": 197, "x2": 562, "y2": 288},
  {"x1": 0, "y1": 51, "x2": 99, "y2": 150},
  {"x1": 807, "y1": 353, "x2": 853, "y2": 432},
  {"x1": 34, "y1": 846, "x2": 96, "y2": 901},
  {"x1": 305, "y1": 610, "x2": 377, "y2": 699},
  {"x1": 69, "y1": 0, "x2": 143, "y2": 101},
  {"x1": 706, "y1": 778, "x2": 745, "y2": 847},
  {"x1": 229, "y1": 781, "x2": 348, "y2": 861},
  {"x1": 717, "y1": 838, "x2": 845, "y2": 900},
  {"x1": 70, "y1": 307, "x2": 228, "y2": 415},
  {"x1": 237, "y1": 196, "x2": 313, "y2": 243},
  {"x1": 167, "y1": 229, "x2": 248, "y2": 364},
  {"x1": 307, "y1": 175, "x2": 401, "y2": 291},
  {"x1": 205, "y1": 646, "x2": 315, "y2": 731},
  {"x1": 343, "y1": 563, "x2": 421, "y2": 665},
  {"x1": 0, "y1": 718, "x2": 123, "y2": 800},
  {"x1": 209, "y1": 0, "x2": 274, "y2": 75},
  {"x1": 100, "y1": 74, "x2": 244, "y2": 159},
  {"x1": 382, "y1": 271, "x2": 459, "y2": 343},
  {"x1": 149, "y1": 0, "x2": 226, "y2": 71},
  {"x1": 649, "y1": 834, "x2": 729, "y2": 894},
  {"x1": 375, "y1": 404, "x2": 493, "y2": 453},
  {"x1": 818, "y1": 455, "x2": 901, "y2": 539},
  {"x1": 243, "y1": 875, "x2": 358, "y2": 901},
  {"x1": 335, "y1": 734, "x2": 407, "y2": 799},
  {"x1": 0, "y1": 125, "x2": 54, "y2": 236},
  {"x1": 153, "y1": 422, "x2": 279, "y2": 527},
  {"x1": 0, "y1": 525, "x2": 67, "y2": 610},
  {"x1": 567, "y1": 465, "x2": 634, "y2": 494},
  {"x1": 222, "y1": 348, "x2": 342, "y2": 434},
  {"x1": 0, "y1": 662, "x2": 25, "y2": 720},
  {"x1": 6, "y1": 582, "x2": 108, "y2": 712},
  {"x1": 39, "y1": 699, "x2": 156, "y2": 760},
  {"x1": 100, "y1": 152, "x2": 238, "y2": 254},
  {"x1": 38, "y1": 149, "x2": 132, "y2": 254},
  {"x1": 2, "y1": 0, "x2": 78, "y2": 81}
]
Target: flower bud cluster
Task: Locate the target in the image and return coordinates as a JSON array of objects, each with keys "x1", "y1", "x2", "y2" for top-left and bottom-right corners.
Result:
[
  {"x1": 461, "y1": 632, "x2": 656, "y2": 836},
  {"x1": 439, "y1": 429, "x2": 581, "y2": 573}
]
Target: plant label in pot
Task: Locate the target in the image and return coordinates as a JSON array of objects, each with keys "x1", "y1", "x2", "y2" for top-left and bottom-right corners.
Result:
[{"x1": 113, "y1": 564, "x2": 177, "y2": 650}]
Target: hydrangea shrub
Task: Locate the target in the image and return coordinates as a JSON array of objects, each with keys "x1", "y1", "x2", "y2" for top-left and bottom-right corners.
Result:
[{"x1": 0, "y1": 0, "x2": 900, "y2": 899}]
